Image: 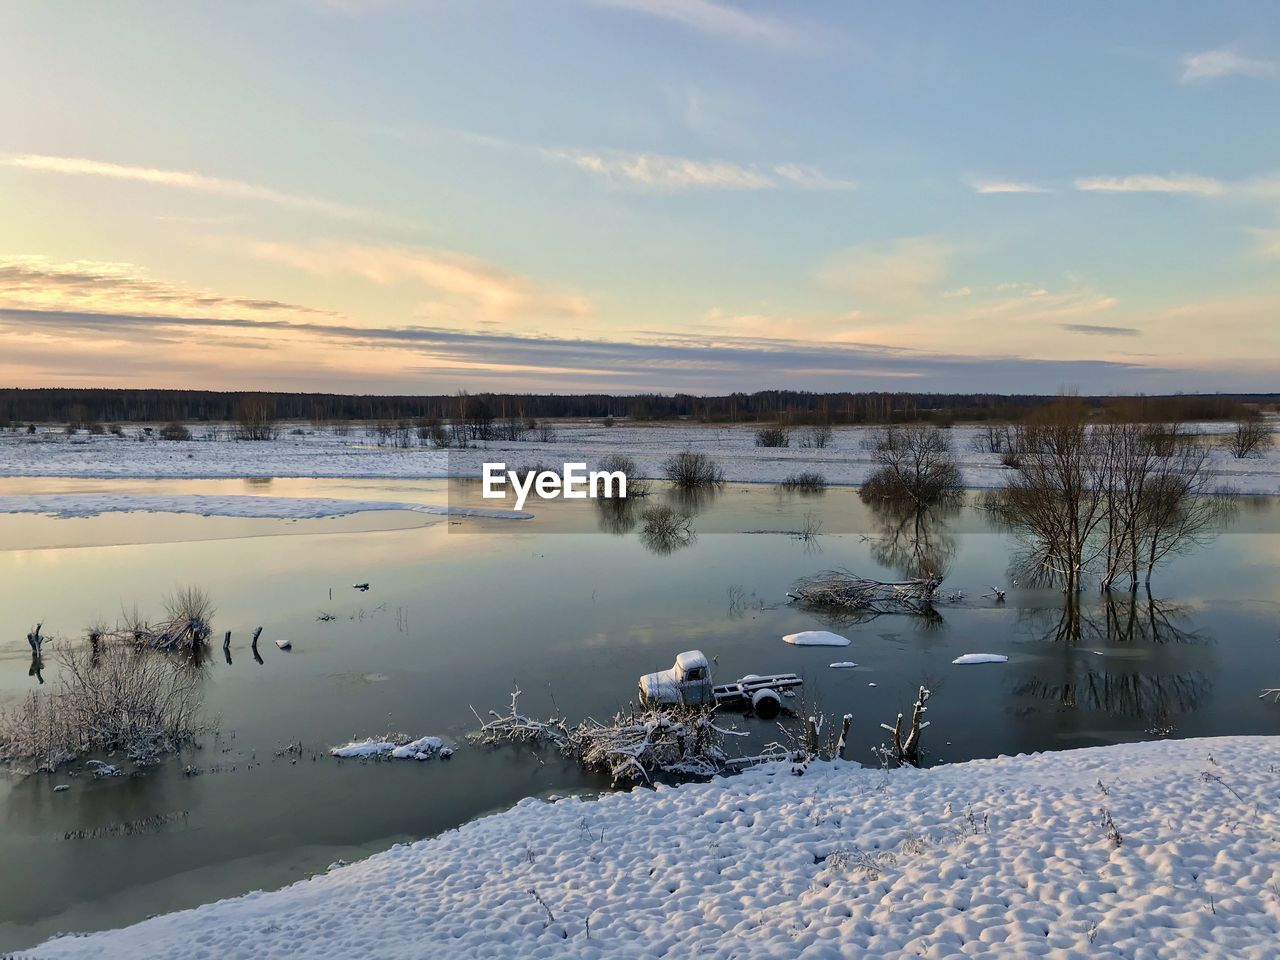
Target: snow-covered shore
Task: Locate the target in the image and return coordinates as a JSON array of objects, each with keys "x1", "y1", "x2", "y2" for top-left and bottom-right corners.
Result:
[
  {"x1": 25, "y1": 736, "x2": 1280, "y2": 959},
  {"x1": 2, "y1": 421, "x2": 1278, "y2": 494},
  {"x1": 0, "y1": 494, "x2": 531, "y2": 521}
]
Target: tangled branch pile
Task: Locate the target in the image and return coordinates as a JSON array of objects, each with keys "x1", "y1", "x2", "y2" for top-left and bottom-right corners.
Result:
[
  {"x1": 0, "y1": 640, "x2": 205, "y2": 773},
  {"x1": 788, "y1": 570, "x2": 942, "y2": 615},
  {"x1": 473, "y1": 688, "x2": 747, "y2": 784}
]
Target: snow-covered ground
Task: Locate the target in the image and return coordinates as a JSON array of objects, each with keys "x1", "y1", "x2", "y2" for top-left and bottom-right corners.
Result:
[
  {"x1": 25, "y1": 736, "x2": 1280, "y2": 959},
  {"x1": 2, "y1": 421, "x2": 1278, "y2": 494}
]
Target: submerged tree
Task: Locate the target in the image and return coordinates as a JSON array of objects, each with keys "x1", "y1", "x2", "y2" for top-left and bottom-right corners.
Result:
[{"x1": 859, "y1": 426, "x2": 962, "y2": 509}]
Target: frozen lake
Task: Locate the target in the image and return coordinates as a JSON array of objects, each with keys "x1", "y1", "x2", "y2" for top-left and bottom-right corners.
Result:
[{"x1": 1, "y1": 477, "x2": 1279, "y2": 950}]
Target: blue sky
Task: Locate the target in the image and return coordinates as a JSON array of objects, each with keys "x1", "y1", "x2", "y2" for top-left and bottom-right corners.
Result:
[{"x1": 0, "y1": 1, "x2": 1276, "y2": 394}]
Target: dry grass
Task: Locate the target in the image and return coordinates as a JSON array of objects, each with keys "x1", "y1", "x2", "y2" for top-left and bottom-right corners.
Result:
[{"x1": 779, "y1": 471, "x2": 827, "y2": 493}]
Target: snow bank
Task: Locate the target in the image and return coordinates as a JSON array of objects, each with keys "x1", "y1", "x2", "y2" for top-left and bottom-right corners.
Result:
[
  {"x1": 330, "y1": 736, "x2": 451, "y2": 761},
  {"x1": 951, "y1": 654, "x2": 1010, "y2": 665},
  {"x1": 5, "y1": 422, "x2": 1278, "y2": 493},
  {"x1": 26, "y1": 736, "x2": 1280, "y2": 959},
  {"x1": 0, "y1": 494, "x2": 531, "y2": 521},
  {"x1": 783, "y1": 630, "x2": 850, "y2": 646}
]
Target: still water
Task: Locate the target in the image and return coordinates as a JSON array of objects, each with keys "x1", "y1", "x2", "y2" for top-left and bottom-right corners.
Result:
[{"x1": 1, "y1": 478, "x2": 1278, "y2": 950}]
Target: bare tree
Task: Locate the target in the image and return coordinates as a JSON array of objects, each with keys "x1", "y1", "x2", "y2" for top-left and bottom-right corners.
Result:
[
  {"x1": 234, "y1": 395, "x2": 279, "y2": 441},
  {"x1": 1228, "y1": 417, "x2": 1272, "y2": 458},
  {"x1": 859, "y1": 426, "x2": 962, "y2": 509}
]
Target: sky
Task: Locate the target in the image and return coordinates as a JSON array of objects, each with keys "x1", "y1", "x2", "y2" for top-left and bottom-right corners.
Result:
[{"x1": 0, "y1": 0, "x2": 1277, "y2": 396}]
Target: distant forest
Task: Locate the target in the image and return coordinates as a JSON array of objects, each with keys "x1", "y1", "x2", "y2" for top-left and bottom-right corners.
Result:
[{"x1": 1, "y1": 388, "x2": 1275, "y2": 428}]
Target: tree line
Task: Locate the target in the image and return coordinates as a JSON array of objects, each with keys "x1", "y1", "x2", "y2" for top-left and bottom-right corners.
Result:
[{"x1": 0, "y1": 387, "x2": 1270, "y2": 427}]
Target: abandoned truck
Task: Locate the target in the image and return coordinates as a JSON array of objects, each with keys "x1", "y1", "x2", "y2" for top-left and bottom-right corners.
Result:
[{"x1": 638, "y1": 650, "x2": 802, "y2": 719}]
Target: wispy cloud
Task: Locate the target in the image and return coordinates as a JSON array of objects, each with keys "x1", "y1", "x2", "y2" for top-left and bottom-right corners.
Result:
[
  {"x1": 1249, "y1": 227, "x2": 1280, "y2": 259},
  {"x1": 240, "y1": 240, "x2": 593, "y2": 321},
  {"x1": 1074, "y1": 174, "x2": 1225, "y2": 196},
  {"x1": 1060, "y1": 323, "x2": 1141, "y2": 337},
  {"x1": 585, "y1": 0, "x2": 819, "y2": 49},
  {"x1": 817, "y1": 237, "x2": 952, "y2": 302},
  {"x1": 3, "y1": 154, "x2": 393, "y2": 225},
  {"x1": 970, "y1": 179, "x2": 1050, "y2": 195},
  {"x1": 0, "y1": 255, "x2": 333, "y2": 320},
  {"x1": 548, "y1": 149, "x2": 854, "y2": 192},
  {"x1": 1181, "y1": 48, "x2": 1276, "y2": 83}
]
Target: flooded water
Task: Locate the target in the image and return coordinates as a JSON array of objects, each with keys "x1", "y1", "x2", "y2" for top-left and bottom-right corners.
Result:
[{"x1": 2, "y1": 478, "x2": 1279, "y2": 950}]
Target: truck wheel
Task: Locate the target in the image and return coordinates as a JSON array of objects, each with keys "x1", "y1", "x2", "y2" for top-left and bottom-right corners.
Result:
[{"x1": 751, "y1": 689, "x2": 781, "y2": 719}]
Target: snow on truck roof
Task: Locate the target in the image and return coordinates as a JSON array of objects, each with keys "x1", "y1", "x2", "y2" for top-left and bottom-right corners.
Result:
[{"x1": 676, "y1": 650, "x2": 708, "y2": 671}]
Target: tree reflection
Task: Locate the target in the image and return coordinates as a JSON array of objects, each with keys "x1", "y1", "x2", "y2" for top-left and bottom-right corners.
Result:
[
  {"x1": 1011, "y1": 593, "x2": 1209, "y2": 721},
  {"x1": 865, "y1": 499, "x2": 958, "y2": 580}
]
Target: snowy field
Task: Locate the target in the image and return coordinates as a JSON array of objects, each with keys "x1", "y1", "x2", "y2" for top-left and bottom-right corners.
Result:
[
  {"x1": 24, "y1": 736, "x2": 1280, "y2": 959},
  {"x1": 1, "y1": 420, "x2": 1278, "y2": 497},
  {"x1": 0, "y1": 493, "x2": 530, "y2": 521}
]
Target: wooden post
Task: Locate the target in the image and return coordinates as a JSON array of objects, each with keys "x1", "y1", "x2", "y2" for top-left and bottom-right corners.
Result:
[
  {"x1": 837, "y1": 714, "x2": 852, "y2": 761},
  {"x1": 251, "y1": 626, "x2": 264, "y2": 665},
  {"x1": 806, "y1": 716, "x2": 819, "y2": 758},
  {"x1": 223, "y1": 630, "x2": 232, "y2": 665}
]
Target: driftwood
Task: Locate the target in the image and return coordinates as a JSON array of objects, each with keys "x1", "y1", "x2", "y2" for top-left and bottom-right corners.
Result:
[
  {"x1": 789, "y1": 570, "x2": 942, "y2": 616},
  {"x1": 472, "y1": 688, "x2": 779, "y2": 784},
  {"x1": 251, "y1": 626, "x2": 263, "y2": 665}
]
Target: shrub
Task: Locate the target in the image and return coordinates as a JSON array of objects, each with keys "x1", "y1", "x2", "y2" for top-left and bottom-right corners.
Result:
[
  {"x1": 234, "y1": 395, "x2": 279, "y2": 441},
  {"x1": 755, "y1": 425, "x2": 790, "y2": 448},
  {"x1": 800, "y1": 425, "x2": 833, "y2": 449},
  {"x1": 0, "y1": 640, "x2": 205, "y2": 774},
  {"x1": 160, "y1": 421, "x2": 192, "y2": 441},
  {"x1": 1000, "y1": 449, "x2": 1022, "y2": 469},
  {"x1": 780, "y1": 471, "x2": 827, "y2": 493},
  {"x1": 108, "y1": 423, "x2": 124, "y2": 437},
  {"x1": 596, "y1": 453, "x2": 649, "y2": 497},
  {"x1": 859, "y1": 426, "x2": 963, "y2": 507},
  {"x1": 662, "y1": 451, "x2": 725, "y2": 489},
  {"x1": 1228, "y1": 417, "x2": 1273, "y2": 458}
]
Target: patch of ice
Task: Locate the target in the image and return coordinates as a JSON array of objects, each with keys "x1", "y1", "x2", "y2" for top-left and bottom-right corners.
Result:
[
  {"x1": 828, "y1": 661, "x2": 858, "y2": 669},
  {"x1": 782, "y1": 630, "x2": 850, "y2": 647},
  {"x1": 0, "y1": 494, "x2": 532, "y2": 521},
  {"x1": 951, "y1": 653, "x2": 1009, "y2": 665}
]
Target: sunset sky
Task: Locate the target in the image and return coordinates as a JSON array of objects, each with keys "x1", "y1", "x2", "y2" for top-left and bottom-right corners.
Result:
[{"x1": 1, "y1": 1, "x2": 1277, "y2": 395}]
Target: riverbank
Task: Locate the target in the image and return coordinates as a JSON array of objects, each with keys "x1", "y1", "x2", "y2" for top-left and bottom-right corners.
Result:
[{"x1": 24, "y1": 735, "x2": 1280, "y2": 959}]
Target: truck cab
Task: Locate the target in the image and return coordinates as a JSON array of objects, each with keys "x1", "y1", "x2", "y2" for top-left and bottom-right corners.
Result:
[{"x1": 638, "y1": 650, "x2": 714, "y2": 708}]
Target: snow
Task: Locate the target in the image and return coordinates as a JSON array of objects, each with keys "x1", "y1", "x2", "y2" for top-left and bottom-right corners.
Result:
[
  {"x1": 25, "y1": 735, "x2": 1280, "y2": 959},
  {"x1": 329, "y1": 736, "x2": 450, "y2": 761},
  {"x1": 0, "y1": 494, "x2": 532, "y2": 521},
  {"x1": 828, "y1": 661, "x2": 859, "y2": 669},
  {"x1": 783, "y1": 630, "x2": 851, "y2": 646},
  {"x1": 951, "y1": 654, "x2": 1010, "y2": 665},
  {"x1": 4, "y1": 421, "x2": 1278, "y2": 493}
]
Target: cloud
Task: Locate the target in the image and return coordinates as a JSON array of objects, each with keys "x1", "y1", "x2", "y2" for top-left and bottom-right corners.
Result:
[
  {"x1": 771, "y1": 164, "x2": 857, "y2": 191},
  {"x1": 817, "y1": 237, "x2": 952, "y2": 302},
  {"x1": 1248, "y1": 227, "x2": 1280, "y2": 259},
  {"x1": 0, "y1": 255, "x2": 333, "y2": 320},
  {"x1": 1181, "y1": 48, "x2": 1276, "y2": 83},
  {"x1": 548, "y1": 149, "x2": 854, "y2": 192},
  {"x1": 241, "y1": 241, "x2": 593, "y2": 321},
  {"x1": 1074, "y1": 174, "x2": 1224, "y2": 196},
  {"x1": 3, "y1": 154, "x2": 393, "y2": 225},
  {"x1": 970, "y1": 179, "x2": 1050, "y2": 195},
  {"x1": 1060, "y1": 323, "x2": 1141, "y2": 337},
  {"x1": 585, "y1": 0, "x2": 818, "y2": 49},
  {"x1": 0, "y1": 304, "x2": 1171, "y2": 394}
]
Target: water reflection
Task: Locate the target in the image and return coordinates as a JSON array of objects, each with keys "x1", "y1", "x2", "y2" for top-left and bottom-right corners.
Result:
[
  {"x1": 1012, "y1": 594, "x2": 1210, "y2": 722},
  {"x1": 865, "y1": 500, "x2": 958, "y2": 580}
]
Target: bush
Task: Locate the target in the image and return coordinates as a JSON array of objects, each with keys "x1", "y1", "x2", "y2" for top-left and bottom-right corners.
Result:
[
  {"x1": 799, "y1": 425, "x2": 833, "y2": 449},
  {"x1": 755, "y1": 425, "x2": 790, "y2": 448},
  {"x1": 234, "y1": 395, "x2": 279, "y2": 441},
  {"x1": 0, "y1": 640, "x2": 205, "y2": 774},
  {"x1": 662, "y1": 451, "x2": 725, "y2": 489},
  {"x1": 780, "y1": 471, "x2": 827, "y2": 493},
  {"x1": 108, "y1": 423, "x2": 124, "y2": 437},
  {"x1": 1000, "y1": 449, "x2": 1022, "y2": 469},
  {"x1": 1228, "y1": 417, "x2": 1273, "y2": 458},
  {"x1": 596, "y1": 453, "x2": 649, "y2": 497},
  {"x1": 159, "y1": 422, "x2": 192, "y2": 441},
  {"x1": 859, "y1": 426, "x2": 963, "y2": 506}
]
